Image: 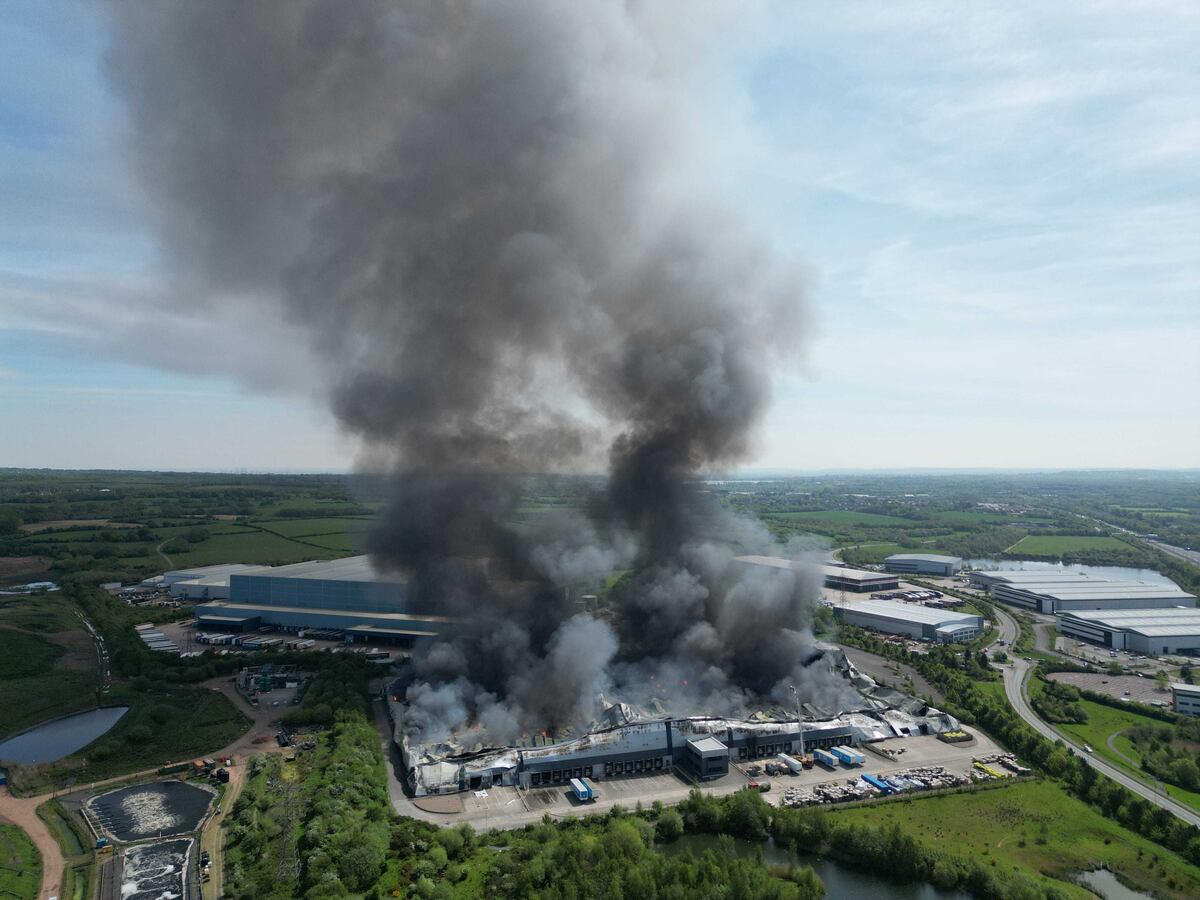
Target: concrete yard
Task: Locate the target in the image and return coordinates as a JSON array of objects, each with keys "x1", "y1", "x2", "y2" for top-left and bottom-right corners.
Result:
[
  {"x1": 375, "y1": 701, "x2": 1007, "y2": 831},
  {"x1": 1047, "y1": 671, "x2": 1174, "y2": 707}
]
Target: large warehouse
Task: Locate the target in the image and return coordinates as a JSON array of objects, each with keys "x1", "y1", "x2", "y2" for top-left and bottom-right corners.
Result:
[
  {"x1": 884, "y1": 554, "x2": 963, "y2": 577},
  {"x1": 969, "y1": 570, "x2": 1195, "y2": 614},
  {"x1": 391, "y1": 645, "x2": 962, "y2": 795},
  {"x1": 194, "y1": 556, "x2": 452, "y2": 643},
  {"x1": 1058, "y1": 608, "x2": 1200, "y2": 656},
  {"x1": 838, "y1": 599, "x2": 983, "y2": 643},
  {"x1": 166, "y1": 563, "x2": 262, "y2": 600},
  {"x1": 736, "y1": 556, "x2": 900, "y2": 593}
]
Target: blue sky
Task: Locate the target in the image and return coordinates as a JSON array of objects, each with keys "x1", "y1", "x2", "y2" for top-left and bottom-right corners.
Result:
[{"x1": 1, "y1": 2, "x2": 1197, "y2": 471}]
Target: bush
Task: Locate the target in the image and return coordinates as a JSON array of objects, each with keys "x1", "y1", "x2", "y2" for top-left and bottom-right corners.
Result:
[{"x1": 655, "y1": 808, "x2": 684, "y2": 843}]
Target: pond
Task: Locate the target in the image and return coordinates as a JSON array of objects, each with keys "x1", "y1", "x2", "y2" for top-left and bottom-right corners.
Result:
[
  {"x1": 964, "y1": 558, "x2": 1177, "y2": 586},
  {"x1": 88, "y1": 780, "x2": 215, "y2": 842},
  {"x1": 661, "y1": 833, "x2": 970, "y2": 899},
  {"x1": 0, "y1": 706, "x2": 129, "y2": 765},
  {"x1": 1073, "y1": 868, "x2": 1154, "y2": 900}
]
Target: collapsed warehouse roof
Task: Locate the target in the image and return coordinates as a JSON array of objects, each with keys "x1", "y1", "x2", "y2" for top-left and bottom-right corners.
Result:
[{"x1": 388, "y1": 644, "x2": 959, "y2": 796}]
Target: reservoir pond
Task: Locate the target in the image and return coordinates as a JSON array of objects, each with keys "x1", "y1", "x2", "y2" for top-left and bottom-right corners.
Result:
[{"x1": 0, "y1": 706, "x2": 129, "y2": 765}]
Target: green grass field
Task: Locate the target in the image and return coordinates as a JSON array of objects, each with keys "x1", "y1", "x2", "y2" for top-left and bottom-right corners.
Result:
[
  {"x1": 298, "y1": 532, "x2": 363, "y2": 551},
  {"x1": 832, "y1": 779, "x2": 1200, "y2": 898},
  {"x1": 0, "y1": 824, "x2": 41, "y2": 900},
  {"x1": 253, "y1": 516, "x2": 372, "y2": 538},
  {"x1": 164, "y1": 531, "x2": 349, "y2": 567},
  {"x1": 763, "y1": 510, "x2": 913, "y2": 526},
  {"x1": 1008, "y1": 534, "x2": 1130, "y2": 555}
]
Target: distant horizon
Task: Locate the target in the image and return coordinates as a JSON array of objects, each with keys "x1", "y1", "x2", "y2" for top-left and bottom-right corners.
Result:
[{"x1": 3, "y1": 465, "x2": 1198, "y2": 478}]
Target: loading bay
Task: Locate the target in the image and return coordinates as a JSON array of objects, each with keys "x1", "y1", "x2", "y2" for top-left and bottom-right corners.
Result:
[{"x1": 374, "y1": 701, "x2": 1007, "y2": 830}]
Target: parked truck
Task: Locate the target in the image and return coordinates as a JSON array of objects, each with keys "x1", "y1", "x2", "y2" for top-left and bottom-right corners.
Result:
[
  {"x1": 569, "y1": 777, "x2": 595, "y2": 802},
  {"x1": 812, "y1": 748, "x2": 839, "y2": 769},
  {"x1": 776, "y1": 753, "x2": 805, "y2": 775}
]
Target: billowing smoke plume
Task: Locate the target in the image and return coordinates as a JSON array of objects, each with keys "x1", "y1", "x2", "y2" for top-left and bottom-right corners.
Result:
[{"x1": 106, "y1": 1, "x2": 851, "y2": 746}]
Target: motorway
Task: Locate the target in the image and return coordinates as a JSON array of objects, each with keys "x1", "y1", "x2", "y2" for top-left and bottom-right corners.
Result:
[
  {"x1": 987, "y1": 604, "x2": 1200, "y2": 828},
  {"x1": 1148, "y1": 540, "x2": 1200, "y2": 569}
]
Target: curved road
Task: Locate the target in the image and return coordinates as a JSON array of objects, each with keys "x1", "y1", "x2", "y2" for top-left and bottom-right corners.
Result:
[{"x1": 988, "y1": 605, "x2": 1200, "y2": 828}]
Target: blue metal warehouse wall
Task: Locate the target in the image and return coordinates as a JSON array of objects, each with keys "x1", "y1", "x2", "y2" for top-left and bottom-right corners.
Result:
[{"x1": 230, "y1": 574, "x2": 407, "y2": 612}]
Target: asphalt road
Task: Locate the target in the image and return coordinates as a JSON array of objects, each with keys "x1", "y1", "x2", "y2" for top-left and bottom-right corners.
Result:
[
  {"x1": 1149, "y1": 540, "x2": 1200, "y2": 569},
  {"x1": 988, "y1": 605, "x2": 1200, "y2": 828}
]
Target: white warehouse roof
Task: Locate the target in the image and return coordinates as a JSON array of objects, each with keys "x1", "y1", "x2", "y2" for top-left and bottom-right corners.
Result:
[
  {"x1": 885, "y1": 554, "x2": 962, "y2": 565},
  {"x1": 843, "y1": 598, "x2": 978, "y2": 627},
  {"x1": 734, "y1": 556, "x2": 893, "y2": 583},
  {"x1": 1059, "y1": 608, "x2": 1200, "y2": 637},
  {"x1": 233, "y1": 555, "x2": 407, "y2": 584},
  {"x1": 163, "y1": 563, "x2": 262, "y2": 585}
]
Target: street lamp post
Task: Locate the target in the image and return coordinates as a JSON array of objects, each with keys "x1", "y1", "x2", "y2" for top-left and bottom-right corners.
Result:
[{"x1": 789, "y1": 684, "x2": 805, "y2": 757}]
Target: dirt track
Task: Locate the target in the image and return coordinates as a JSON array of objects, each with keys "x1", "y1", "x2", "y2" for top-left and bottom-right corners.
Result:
[{"x1": 0, "y1": 790, "x2": 64, "y2": 900}]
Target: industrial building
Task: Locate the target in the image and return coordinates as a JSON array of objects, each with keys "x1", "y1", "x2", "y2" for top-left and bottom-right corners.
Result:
[
  {"x1": 165, "y1": 563, "x2": 262, "y2": 600},
  {"x1": 1171, "y1": 683, "x2": 1200, "y2": 717},
  {"x1": 736, "y1": 556, "x2": 899, "y2": 593},
  {"x1": 838, "y1": 599, "x2": 983, "y2": 643},
  {"x1": 969, "y1": 570, "x2": 1195, "y2": 614},
  {"x1": 194, "y1": 556, "x2": 452, "y2": 644},
  {"x1": 1057, "y1": 608, "x2": 1200, "y2": 656},
  {"x1": 884, "y1": 554, "x2": 963, "y2": 577},
  {"x1": 391, "y1": 645, "x2": 961, "y2": 796}
]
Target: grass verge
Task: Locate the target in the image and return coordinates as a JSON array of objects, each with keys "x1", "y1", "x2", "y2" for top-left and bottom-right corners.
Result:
[{"x1": 0, "y1": 823, "x2": 41, "y2": 900}]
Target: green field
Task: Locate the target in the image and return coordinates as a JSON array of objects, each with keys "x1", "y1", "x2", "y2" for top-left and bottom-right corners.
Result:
[
  {"x1": 0, "y1": 824, "x2": 41, "y2": 900},
  {"x1": 299, "y1": 532, "x2": 363, "y2": 551},
  {"x1": 163, "y1": 530, "x2": 349, "y2": 567},
  {"x1": 833, "y1": 779, "x2": 1200, "y2": 898},
  {"x1": 1009, "y1": 534, "x2": 1130, "y2": 556},
  {"x1": 253, "y1": 516, "x2": 372, "y2": 538},
  {"x1": 764, "y1": 510, "x2": 913, "y2": 526}
]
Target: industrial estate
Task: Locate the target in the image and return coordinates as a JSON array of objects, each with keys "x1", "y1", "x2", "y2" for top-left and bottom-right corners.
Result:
[{"x1": 4, "y1": 472, "x2": 1200, "y2": 900}]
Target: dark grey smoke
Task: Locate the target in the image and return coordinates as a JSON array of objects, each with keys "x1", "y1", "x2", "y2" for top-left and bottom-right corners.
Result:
[{"x1": 106, "y1": 1, "x2": 839, "y2": 745}]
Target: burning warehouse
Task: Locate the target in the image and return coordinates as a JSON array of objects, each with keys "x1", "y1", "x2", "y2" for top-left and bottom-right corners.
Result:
[{"x1": 389, "y1": 643, "x2": 960, "y2": 796}]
